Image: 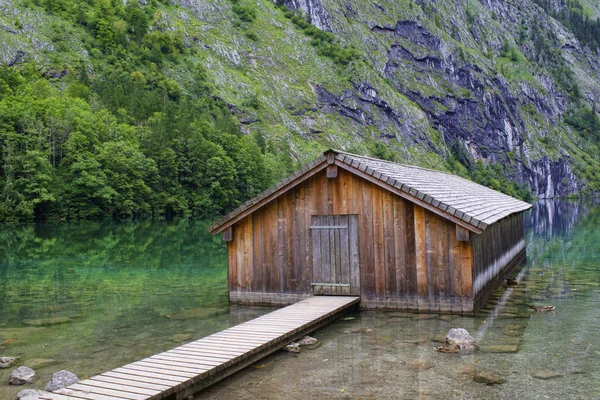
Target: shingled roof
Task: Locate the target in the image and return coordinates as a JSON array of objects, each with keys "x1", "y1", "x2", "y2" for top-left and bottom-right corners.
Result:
[{"x1": 208, "y1": 149, "x2": 532, "y2": 234}]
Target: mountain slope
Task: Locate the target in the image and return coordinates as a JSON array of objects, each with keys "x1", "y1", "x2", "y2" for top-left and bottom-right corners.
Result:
[{"x1": 1, "y1": 0, "x2": 599, "y2": 220}]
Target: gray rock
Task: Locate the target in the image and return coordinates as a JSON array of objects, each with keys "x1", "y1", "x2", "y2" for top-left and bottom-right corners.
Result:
[
  {"x1": 9, "y1": 366, "x2": 35, "y2": 385},
  {"x1": 0, "y1": 356, "x2": 18, "y2": 369},
  {"x1": 44, "y1": 370, "x2": 80, "y2": 392},
  {"x1": 436, "y1": 328, "x2": 477, "y2": 353},
  {"x1": 17, "y1": 389, "x2": 52, "y2": 400}
]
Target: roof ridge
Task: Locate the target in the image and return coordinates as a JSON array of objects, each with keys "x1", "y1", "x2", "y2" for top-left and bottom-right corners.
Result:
[{"x1": 331, "y1": 149, "x2": 460, "y2": 177}]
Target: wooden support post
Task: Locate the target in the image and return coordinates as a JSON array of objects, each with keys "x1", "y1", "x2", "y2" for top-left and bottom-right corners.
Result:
[
  {"x1": 222, "y1": 226, "x2": 233, "y2": 242},
  {"x1": 326, "y1": 165, "x2": 338, "y2": 179},
  {"x1": 456, "y1": 225, "x2": 470, "y2": 242}
]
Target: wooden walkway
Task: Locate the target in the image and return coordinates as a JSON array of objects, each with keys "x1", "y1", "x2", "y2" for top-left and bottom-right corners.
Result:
[{"x1": 39, "y1": 296, "x2": 360, "y2": 400}]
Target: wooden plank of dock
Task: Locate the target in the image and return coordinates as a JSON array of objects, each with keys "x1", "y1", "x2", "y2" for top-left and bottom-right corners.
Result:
[{"x1": 41, "y1": 296, "x2": 359, "y2": 400}]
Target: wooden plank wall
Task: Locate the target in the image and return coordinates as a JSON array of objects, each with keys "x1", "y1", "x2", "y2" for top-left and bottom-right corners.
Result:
[
  {"x1": 471, "y1": 213, "x2": 526, "y2": 311},
  {"x1": 228, "y1": 169, "x2": 473, "y2": 312}
]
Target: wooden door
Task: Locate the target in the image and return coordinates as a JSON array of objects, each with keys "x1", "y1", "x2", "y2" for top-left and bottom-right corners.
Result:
[{"x1": 311, "y1": 215, "x2": 360, "y2": 295}]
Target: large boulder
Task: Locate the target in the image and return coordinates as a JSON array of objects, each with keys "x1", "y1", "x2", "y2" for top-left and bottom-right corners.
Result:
[
  {"x1": 9, "y1": 366, "x2": 35, "y2": 385},
  {"x1": 44, "y1": 370, "x2": 80, "y2": 392},
  {"x1": 435, "y1": 328, "x2": 477, "y2": 354},
  {"x1": 17, "y1": 389, "x2": 52, "y2": 400}
]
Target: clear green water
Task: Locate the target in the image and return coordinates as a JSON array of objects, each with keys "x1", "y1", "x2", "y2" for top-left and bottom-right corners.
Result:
[
  {"x1": 2, "y1": 201, "x2": 600, "y2": 399},
  {"x1": 0, "y1": 219, "x2": 271, "y2": 398}
]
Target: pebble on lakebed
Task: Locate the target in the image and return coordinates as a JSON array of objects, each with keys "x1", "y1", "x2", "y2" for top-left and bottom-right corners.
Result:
[{"x1": 474, "y1": 371, "x2": 506, "y2": 385}]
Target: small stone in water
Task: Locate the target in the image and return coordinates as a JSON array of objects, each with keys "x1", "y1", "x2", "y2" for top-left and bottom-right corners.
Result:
[
  {"x1": 9, "y1": 366, "x2": 36, "y2": 385},
  {"x1": 531, "y1": 370, "x2": 563, "y2": 380},
  {"x1": 45, "y1": 370, "x2": 80, "y2": 392},
  {"x1": 0, "y1": 356, "x2": 18, "y2": 369}
]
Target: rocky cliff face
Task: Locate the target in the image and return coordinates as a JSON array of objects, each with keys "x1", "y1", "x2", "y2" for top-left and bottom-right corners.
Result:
[
  {"x1": 275, "y1": 0, "x2": 596, "y2": 197},
  {"x1": 1, "y1": 0, "x2": 599, "y2": 198}
]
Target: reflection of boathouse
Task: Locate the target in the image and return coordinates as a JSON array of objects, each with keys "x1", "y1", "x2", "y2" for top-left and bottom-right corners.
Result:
[{"x1": 208, "y1": 150, "x2": 532, "y2": 313}]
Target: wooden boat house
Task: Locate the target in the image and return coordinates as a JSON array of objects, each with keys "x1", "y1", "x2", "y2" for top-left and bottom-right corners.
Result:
[{"x1": 208, "y1": 150, "x2": 532, "y2": 313}]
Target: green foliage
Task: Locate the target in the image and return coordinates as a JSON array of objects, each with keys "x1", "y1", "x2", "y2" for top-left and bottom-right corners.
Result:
[
  {"x1": 500, "y1": 41, "x2": 522, "y2": 63},
  {"x1": 565, "y1": 106, "x2": 600, "y2": 142},
  {"x1": 370, "y1": 142, "x2": 396, "y2": 162},
  {"x1": 278, "y1": 5, "x2": 361, "y2": 66},
  {"x1": 528, "y1": 17, "x2": 581, "y2": 100},
  {"x1": 229, "y1": 0, "x2": 258, "y2": 39},
  {"x1": 470, "y1": 161, "x2": 533, "y2": 202},
  {"x1": 533, "y1": 0, "x2": 600, "y2": 51},
  {"x1": 0, "y1": 0, "x2": 295, "y2": 222}
]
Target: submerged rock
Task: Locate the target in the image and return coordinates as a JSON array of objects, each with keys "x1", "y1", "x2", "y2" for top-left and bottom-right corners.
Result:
[
  {"x1": 17, "y1": 389, "x2": 52, "y2": 400},
  {"x1": 9, "y1": 366, "x2": 35, "y2": 385},
  {"x1": 531, "y1": 370, "x2": 563, "y2": 380},
  {"x1": 503, "y1": 324, "x2": 524, "y2": 337},
  {"x1": 0, "y1": 356, "x2": 18, "y2": 369},
  {"x1": 480, "y1": 345, "x2": 519, "y2": 353},
  {"x1": 45, "y1": 370, "x2": 80, "y2": 392},
  {"x1": 25, "y1": 359, "x2": 59, "y2": 370},
  {"x1": 474, "y1": 371, "x2": 505, "y2": 385},
  {"x1": 169, "y1": 334, "x2": 192, "y2": 342},
  {"x1": 436, "y1": 328, "x2": 477, "y2": 354},
  {"x1": 22, "y1": 316, "x2": 71, "y2": 327}
]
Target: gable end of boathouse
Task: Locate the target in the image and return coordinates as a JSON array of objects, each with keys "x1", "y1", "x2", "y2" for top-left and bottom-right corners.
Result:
[{"x1": 208, "y1": 150, "x2": 532, "y2": 314}]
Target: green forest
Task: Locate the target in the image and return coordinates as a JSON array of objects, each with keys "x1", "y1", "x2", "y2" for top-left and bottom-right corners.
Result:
[
  {"x1": 0, "y1": 0, "x2": 538, "y2": 222},
  {"x1": 0, "y1": 0, "x2": 298, "y2": 221}
]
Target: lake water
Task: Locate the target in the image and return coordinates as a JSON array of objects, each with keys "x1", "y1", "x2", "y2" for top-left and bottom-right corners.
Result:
[{"x1": 1, "y1": 201, "x2": 600, "y2": 399}]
